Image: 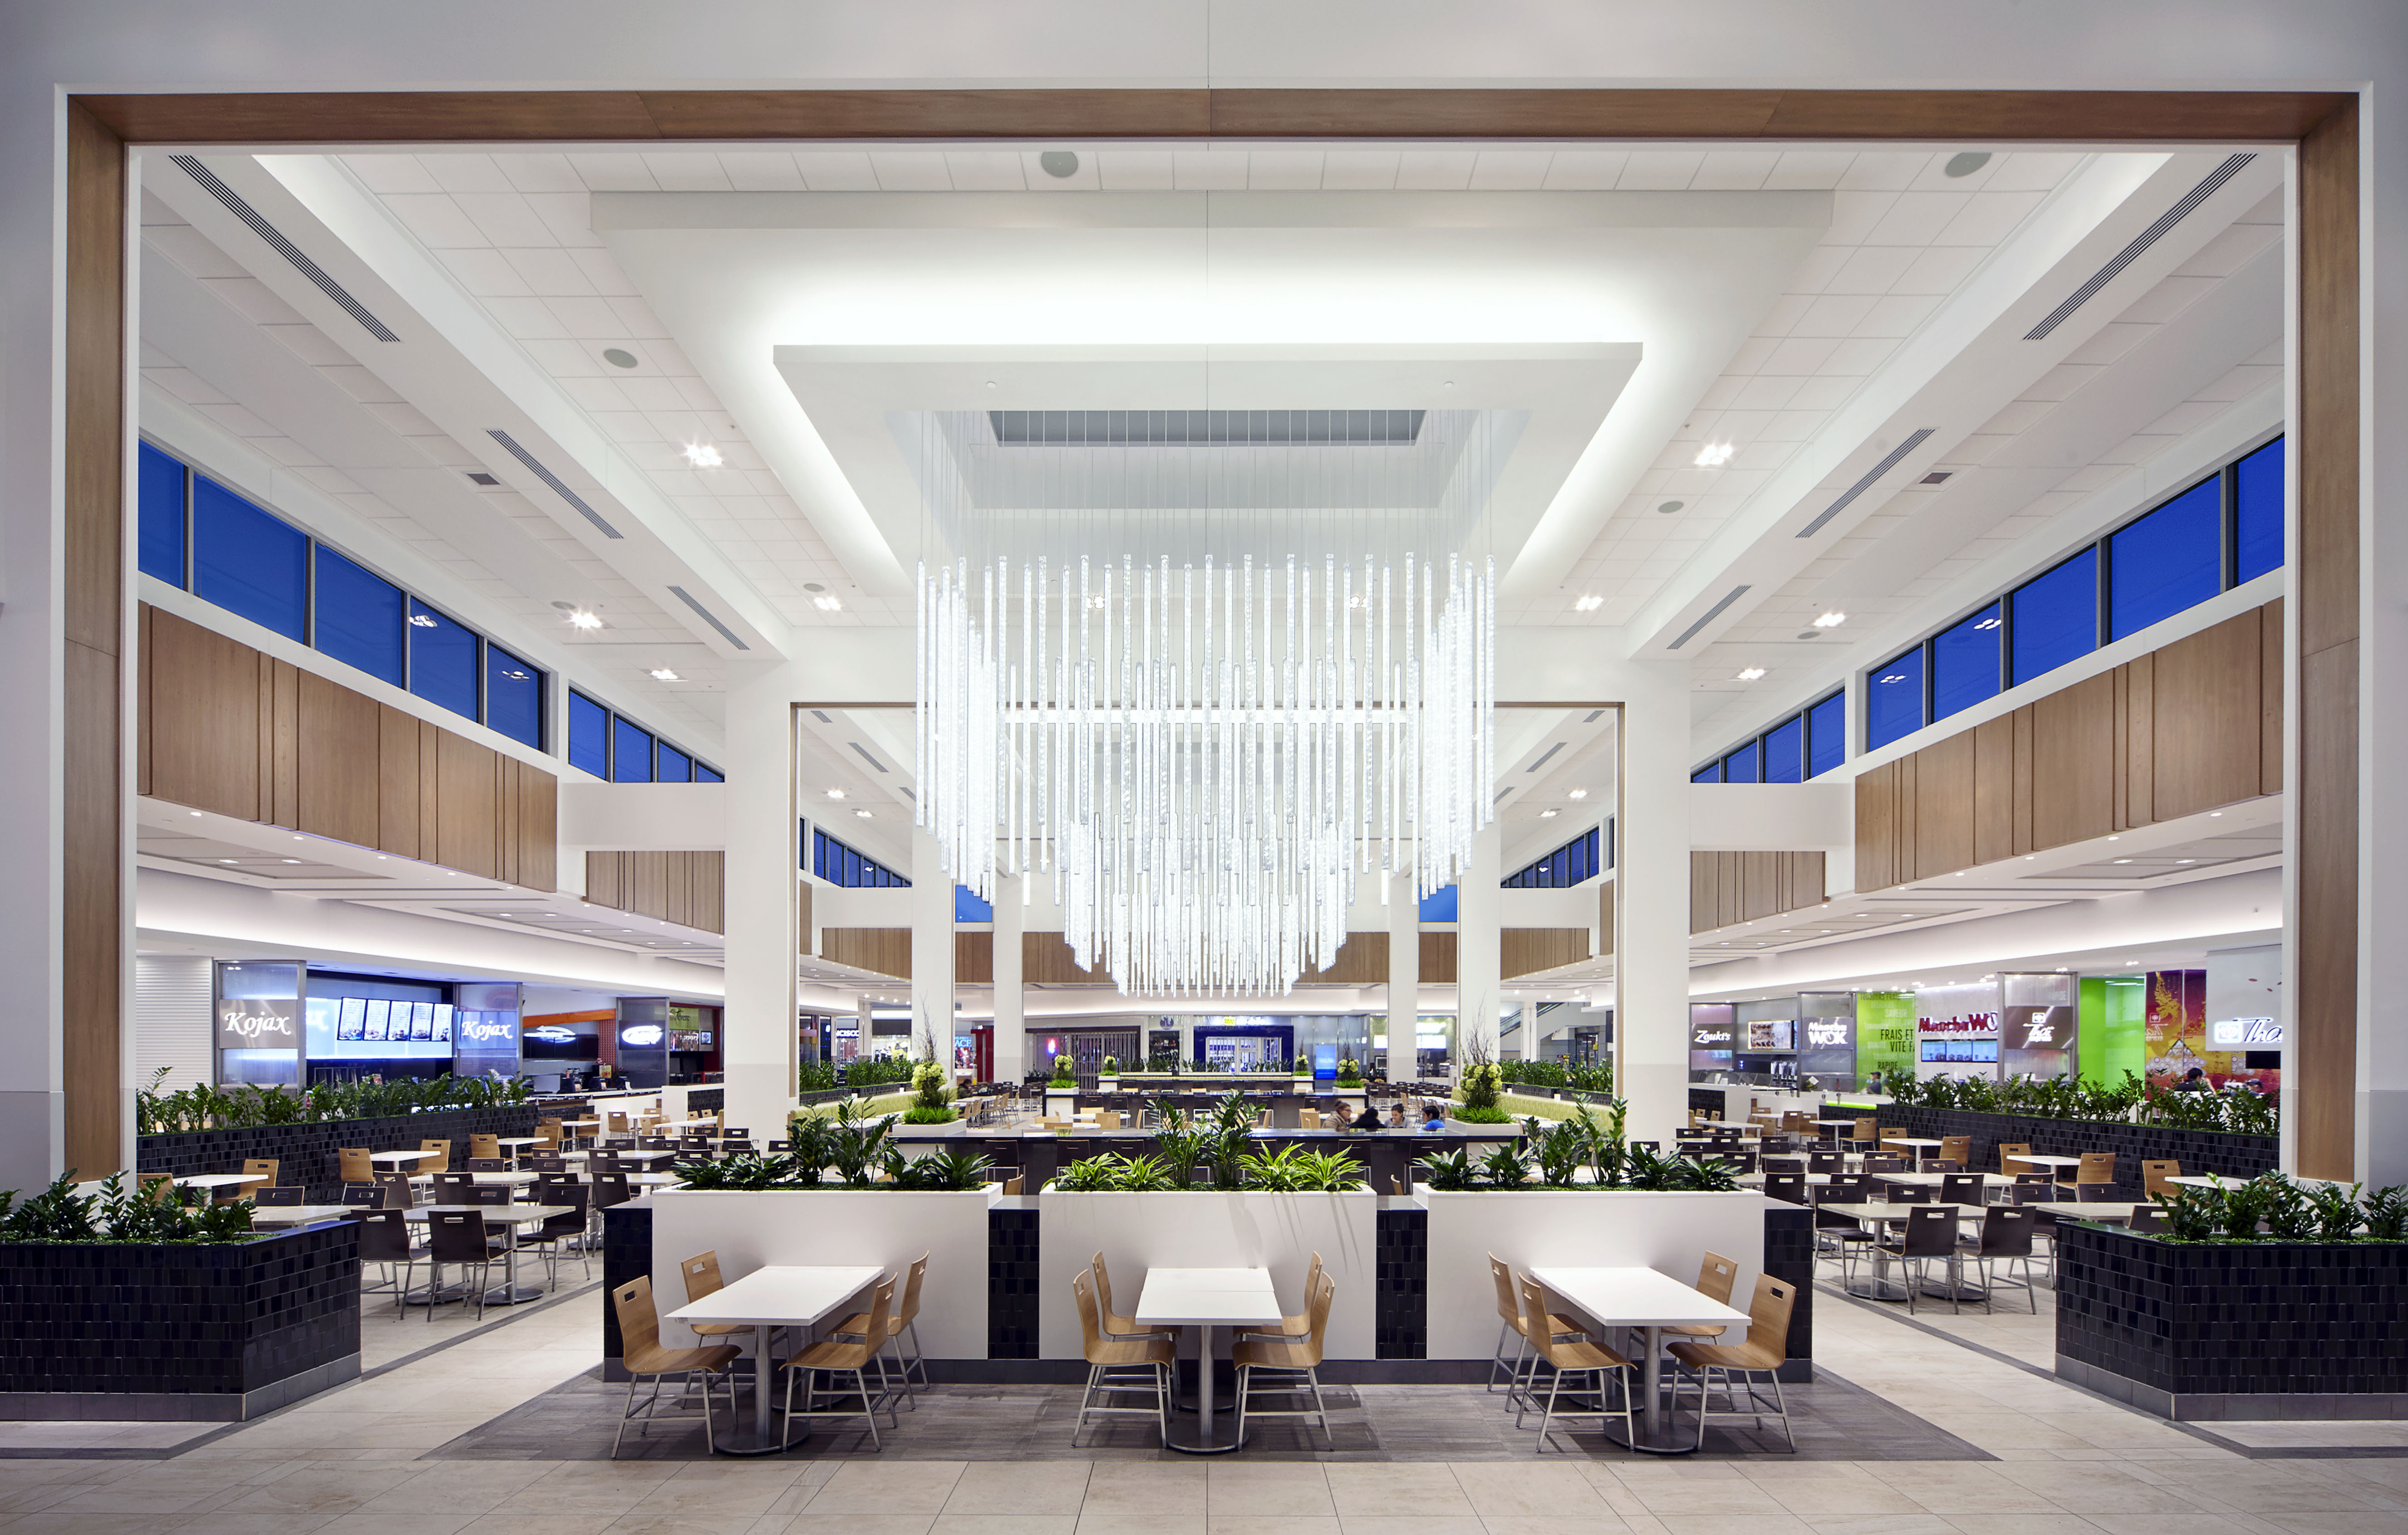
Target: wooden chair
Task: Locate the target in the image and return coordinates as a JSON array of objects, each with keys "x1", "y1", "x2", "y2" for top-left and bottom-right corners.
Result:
[
  {"x1": 1997, "y1": 1141, "x2": 2034, "y2": 1177},
  {"x1": 1939, "y1": 1135, "x2": 1972, "y2": 1168},
  {"x1": 1840, "y1": 1117, "x2": 1879, "y2": 1154},
  {"x1": 1087, "y1": 1252, "x2": 1172, "y2": 1343},
  {"x1": 1512, "y1": 1275, "x2": 1635, "y2": 1453},
  {"x1": 677, "y1": 1251, "x2": 753, "y2": 1344},
  {"x1": 1661, "y1": 1251, "x2": 1740, "y2": 1344},
  {"x1": 229, "y1": 1158, "x2": 278, "y2": 1201},
  {"x1": 469, "y1": 1134, "x2": 500, "y2": 1162},
  {"x1": 835, "y1": 1252, "x2": 932, "y2": 1404},
  {"x1": 1240, "y1": 1252, "x2": 1326, "y2": 1344},
  {"x1": 338, "y1": 1148, "x2": 375, "y2": 1186},
  {"x1": 419, "y1": 1138, "x2": 453, "y2": 1173},
  {"x1": 611, "y1": 1275, "x2": 739, "y2": 1457},
  {"x1": 2142, "y1": 1159, "x2": 2182, "y2": 1200},
  {"x1": 535, "y1": 1119, "x2": 563, "y2": 1152},
  {"x1": 777, "y1": 1277, "x2": 899, "y2": 1451},
  {"x1": 1487, "y1": 1253, "x2": 1586, "y2": 1405},
  {"x1": 1235, "y1": 1272, "x2": 1339, "y2": 1447},
  {"x1": 2073, "y1": 1151, "x2": 2117, "y2": 1193},
  {"x1": 1953, "y1": 1205, "x2": 2040, "y2": 1313},
  {"x1": 1069, "y1": 1269, "x2": 1172, "y2": 1446},
  {"x1": 1668, "y1": 1274, "x2": 1799, "y2": 1452}
]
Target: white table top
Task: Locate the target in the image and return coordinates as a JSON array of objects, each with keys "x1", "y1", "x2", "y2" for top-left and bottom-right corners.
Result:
[
  {"x1": 370, "y1": 1149, "x2": 446, "y2": 1167},
  {"x1": 405, "y1": 1203, "x2": 573, "y2": 1227},
  {"x1": 1816, "y1": 1118, "x2": 1865, "y2": 1126},
  {"x1": 1816, "y1": 1201, "x2": 1991, "y2": 1222},
  {"x1": 2012, "y1": 1154, "x2": 2086, "y2": 1168},
  {"x1": 2165, "y1": 1174, "x2": 2237, "y2": 1189},
  {"x1": 2030, "y1": 1201, "x2": 2143, "y2": 1220},
  {"x1": 1134, "y1": 1266, "x2": 1284, "y2": 1328},
  {"x1": 1885, "y1": 1138, "x2": 1946, "y2": 1148},
  {"x1": 1527, "y1": 1266, "x2": 1752, "y2": 1331},
  {"x1": 565, "y1": 1149, "x2": 678, "y2": 1166},
  {"x1": 667, "y1": 1265, "x2": 884, "y2": 1329},
  {"x1": 496, "y1": 1138, "x2": 541, "y2": 1149},
  {"x1": 250, "y1": 1205, "x2": 356, "y2": 1225},
  {"x1": 173, "y1": 1172, "x2": 259, "y2": 1188}
]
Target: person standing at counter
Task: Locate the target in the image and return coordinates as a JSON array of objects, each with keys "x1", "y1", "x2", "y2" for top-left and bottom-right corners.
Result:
[{"x1": 1864, "y1": 1069, "x2": 1884, "y2": 1095}]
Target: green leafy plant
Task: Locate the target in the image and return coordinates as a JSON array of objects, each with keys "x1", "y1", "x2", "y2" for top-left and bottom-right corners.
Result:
[
  {"x1": 827, "y1": 1102, "x2": 903, "y2": 1188},
  {"x1": 1238, "y1": 1143, "x2": 1361, "y2": 1192},
  {"x1": 903, "y1": 1056, "x2": 958, "y2": 1124},
  {"x1": 798, "y1": 1061, "x2": 838, "y2": 1094},
  {"x1": 893, "y1": 1149, "x2": 995, "y2": 1192},
  {"x1": 1336, "y1": 1056, "x2": 1363, "y2": 1087},
  {"x1": 2153, "y1": 1186, "x2": 2223, "y2": 1243},
  {"x1": 2360, "y1": 1184, "x2": 2408, "y2": 1241},
  {"x1": 1098, "y1": 1056, "x2": 1119, "y2": 1075},
  {"x1": 1, "y1": 1173, "x2": 98, "y2": 1242},
  {"x1": 1053, "y1": 1153, "x2": 1176, "y2": 1192},
  {"x1": 2306, "y1": 1181, "x2": 2364, "y2": 1242},
  {"x1": 1528, "y1": 1115, "x2": 1592, "y2": 1188},
  {"x1": 132, "y1": 1069, "x2": 529, "y2": 1136},
  {"x1": 2261, "y1": 1175, "x2": 2319, "y2": 1241},
  {"x1": 1050, "y1": 1054, "x2": 1076, "y2": 1086},
  {"x1": 841, "y1": 1054, "x2": 914, "y2": 1089},
  {"x1": 2221, "y1": 1173, "x2": 2278, "y2": 1241},
  {"x1": 1148, "y1": 1099, "x2": 1214, "y2": 1187},
  {"x1": 1414, "y1": 1148, "x2": 1479, "y2": 1192},
  {"x1": 1477, "y1": 1141, "x2": 1532, "y2": 1188},
  {"x1": 1200, "y1": 1091, "x2": 1259, "y2": 1189},
  {"x1": 1582, "y1": 1100, "x2": 1630, "y2": 1188}
]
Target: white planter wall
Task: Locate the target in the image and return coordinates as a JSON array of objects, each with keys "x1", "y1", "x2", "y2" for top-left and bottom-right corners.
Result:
[
  {"x1": 646, "y1": 1188, "x2": 997, "y2": 1359},
  {"x1": 1422, "y1": 1190, "x2": 1772, "y2": 1359},
  {"x1": 1038, "y1": 1190, "x2": 1378, "y2": 1360}
]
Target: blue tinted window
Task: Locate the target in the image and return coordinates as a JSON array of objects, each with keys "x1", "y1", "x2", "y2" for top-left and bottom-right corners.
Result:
[
  {"x1": 2009, "y1": 547, "x2": 2098, "y2": 686},
  {"x1": 2108, "y1": 477, "x2": 2222, "y2": 641},
  {"x1": 312, "y1": 547, "x2": 404, "y2": 687},
  {"x1": 611, "y1": 717, "x2": 654, "y2": 782},
  {"x1": 137, "y1": 443, "x2": 186, "y2": 585},
  {"x1": 695, "y1": 764, "x2": 722, "y2": 784},
  {"x1": 1762, "y1": 715, "x2": 1805, "y2": 784},
  {"x1": 2234, "y1": 437, "x2": 2284, "y2": 585},
  {"x1": 1930, "y1": 603, "x2": 2002, "y2": 722},
  {"x1": 1722, "y1": 740, "x2": 1760, "y2": 784},
  {"x1": 485, "y1": 645, "x2": 542, "y2": 748},
  {"x1": 1692, "y1": 763, "x2": 1721, "y2": 784},
  {"x1": 1806, "y1": 693, "x2": 1845, "y2": 778},
  {"x1": 655, "y1": 743, "x2": 691, "y2": 782},
  {"x1": 407, "y1": 600, "x2": 479, "y2": 719},
  {"x1": 568, "y1": 692, "x2": 608, "y2": 777},
  {"x1": 1867, "y1": 648, "x2": 1926, "y2": 750},
  {"x1": 954, "y1": 885, "x2": 993, "y2": 922},
  {"x1": 1418, "y1": 885, "x2": 1458, "y2": 922},
  {"x1": 192, "y1": 477, "x2": 306, "y2": 640}
]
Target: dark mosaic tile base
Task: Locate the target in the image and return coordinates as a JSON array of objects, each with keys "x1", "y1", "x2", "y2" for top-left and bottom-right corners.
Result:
[
  {"x1": 426, "y1": 1363, "x2": 1985, "y2": 1461},
  {"x1": 602, "y1": 1199, "x2": 655, "y2": 1365},
  {"x1": 2056, "y1": 1222, "x2": 2408, "y2": 1398},
  {"x1": 988, "y1": 1209, "x2": 1041, "y2": 1359},
  {"x1": 1375, "y1": 1207, "x2": 1427, "y2": 1360},
  {"x1": 686, "y1": 1089, "x2": 725, "y2": 1115},
  {"x1": 1761, "y1": 1206, "x2": 1815, "y2": 1382},
  {"x1": 136, "y1": 1105, "x2": 543, "y2": 1203},
  {"x1": 1874, "y1": 1106, "x2": 2275, "y2": 1199},
  {"x1": 0, "y1": 1223, "x2": 359, "y2": 1396}
]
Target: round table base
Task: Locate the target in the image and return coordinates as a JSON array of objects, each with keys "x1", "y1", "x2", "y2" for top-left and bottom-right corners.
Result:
[{"x1": 1161, "y1": 1420, "x2": 1247, "y2": 1455}]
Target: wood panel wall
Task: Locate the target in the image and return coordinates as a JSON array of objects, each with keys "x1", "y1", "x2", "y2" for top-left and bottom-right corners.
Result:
[
  {"x1": 955, "y1": 932, "x2": 994, "y2": 985},
  {"x1": 583, "y1": 851, "x2": 724, "y2": 934},
  {"x1": 1419, "y1": 931, "x2": 1459, "y2": 986},
  {"x1": 1022, "y1": 934, "x2": 1105, "y2": 985},
  {"x1": 1689, "y1": 853, "x2": 1828, "y2": 935},
  {"x1": 820, "y1": 928, "x2": 910, "y2": 978},
  {"x1": 1502, "y1": 928, "x2": 1591, "y2": 978},
  {"x1": 140, "y1": 604, "x2": 557, "y2": 889},
  {"x1": 1855, "y1": 602, "x2": 2283, "y2": 892},
  {"x1": 1599, "y1": 881, "x2": 1615, "y2": 958},
  {"x1": 1306, "y1": 932, "x2": 1388, "y2": 985}
]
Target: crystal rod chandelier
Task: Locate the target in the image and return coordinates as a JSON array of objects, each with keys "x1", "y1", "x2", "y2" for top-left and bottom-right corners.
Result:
[{"x1": 917, "y1": 550, "x2": 1493, "y2": 996}]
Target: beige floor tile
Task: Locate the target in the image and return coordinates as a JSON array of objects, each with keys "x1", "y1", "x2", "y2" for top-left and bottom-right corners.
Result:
[
  {"x1": 1620, "y1": 1483, "x2": 1785, "y2": 1518},
  {"x1": 1072, "y1": 1511, "x2": 1208, "y2": 1535},
  {"x1": 1759, "y1": 1482, "x2": 1928, "y2": 1517},
  {"x1": 804, "y1": 1464, "x2": 967, "y2": 1516},
  {"x1": 1325, "y1": 1467, "x2": 1476, "y2": 1517},
  {"x1": 931, "y1": 1518, "x2": 1080, "y2": 1535},
  {"x1": 1477, "y1": 1515, "x2": 1638, "y2": 1535},
  {"x1": 1208, "y1": 1463, "x2": 1335, "y2": 1515},
  {"x1": 1334, "y1": 1518, "x2": 1489, "y2": 1535},
  {"x1": 1445, "y1": 1467, "x2": 1615, "y2": 1519},
  {"x1": 939, "y1": 1462, "x2": 1091, "y2": 1515},
  {"x1": 772, "y1": 1517, "x2": 937, "y2": 1535},
  {"x1": 1208, "y1": 1518, "x2": 1339, "y2": 1535},
  {"x1": 307, "y1": 1516, "x2": 484, "y2": 1535},
  {"x1": 1800, "y1": 1518, "x2": 1958, "y2": 1535},
  {"x1": 1649, "y1": 1515, "x2": 1812, "y2": 1535},
  {"x1": 1938, "y1": 1518, "x2": 2105, "y2": 1535}
]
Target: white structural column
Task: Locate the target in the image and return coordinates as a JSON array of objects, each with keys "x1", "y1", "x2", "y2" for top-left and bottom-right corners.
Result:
[
  {"x1": 720, "y1": 662, "x2": 799, "y2": 1147},
  {"x1": 992, "y1": 875, "x2": 1026, "y2": 1085},
  {"x1": 910, "y1": 829, "x2": 954, "y2": 1062},
  {"x1": 1386, "y1": 870, "x2": 1419, "y2": 1075},
  {"x1": 1457, "y1": 821, "x2": 1503, "y2": 1076},
  {"x1": 1617, "y1": 668, "x2": 1694, "y2": 1149}
]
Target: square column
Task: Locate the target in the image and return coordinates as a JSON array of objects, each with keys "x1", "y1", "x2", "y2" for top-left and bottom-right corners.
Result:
[
  {"x1": 1386, "y1": 869, "x2": 1419, "y2": 1078},
  {"x1": 992, "y1": 874, "x2": 1026, "y2": 1086},
  {"x1": 910, "y1": 829, "x2": 955, "y2": 1065},
  {"x1": 1616, "y1": 669, "x2": 1693, "y2": 1149},
  {"x1": 720, "y1": 663, "x2": 800, "y2": 1147},
  {"x1": 1457, "y1": 821, "x2": 1503, "y2": 1076}
]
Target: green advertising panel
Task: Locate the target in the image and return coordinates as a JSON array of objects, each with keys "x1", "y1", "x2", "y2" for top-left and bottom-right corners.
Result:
[
  {"x1": 2079, "y1": 976, "x2": 2148, "y2": 1084},
  {"x1": 1855, "y1": 991, "x2": 1916, "y2": 1089}
]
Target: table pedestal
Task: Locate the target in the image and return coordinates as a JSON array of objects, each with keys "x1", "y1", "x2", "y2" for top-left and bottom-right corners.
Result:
[
  {"x1": 709, "y1": 1325, "x2": 787, "y2": 1455},
  {"x1": 1609, "y1": 1325, "x2": 1704, "y2": 1455},
  {"x1": 1162, "y1": 1325, "x2": 1243, "y2": 1455}
]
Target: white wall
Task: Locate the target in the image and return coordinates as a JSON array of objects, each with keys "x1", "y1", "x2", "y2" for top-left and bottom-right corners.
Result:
[
  {"x1": 559, "y1": 784, "x2": 725, "y2": 851},
  {"x1": 132, "y1": 955, "x2": 211, "y2": 1090}
]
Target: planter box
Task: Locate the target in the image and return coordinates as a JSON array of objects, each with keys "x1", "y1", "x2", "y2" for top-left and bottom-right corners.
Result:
[
  {"x1": 1871, "y1": 1105, "x2": 2275, "y2": 1195},
  {"x1": 1038, "y1": 1188, "x2": 1378, "y2": 1359},
  {"x1": 1421, "y1": 1189, "x2": 1773, "y2": 1361},
  {"x1": 137, "y1": 1104, "x2": 543, "y2": 1202},
  {"x1": 2055, "y1": 1221, "x2": 2408, "y2": 1419},
  {"x1": 0, "y1": 1221, "x2": 360, "y2": 1420},
  {"x1": 646, "y1": 1185, "x2": 1001, "y2": 1360}
]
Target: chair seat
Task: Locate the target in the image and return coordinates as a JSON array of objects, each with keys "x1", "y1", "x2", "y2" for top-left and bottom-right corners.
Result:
[
  {"x1": 1667, "y1": 1337, "x2": 1783, "y2": 1372},
  {"x1": 1526, "y1": 1310, "x2": 1587, "y2": 1340},
  {"x1": 1087, "y1": 1335, "x2": 1177, "y2": 1368},
  {"x1": 1659, "y1": 1322, "x2": 1729, "y2": 1338},
  {"x1": 1233, "y1": 1335, "x2": 1321, "y2": 1370},
  {"x1": 625, "y1": 1340, "x2": 739, "y2": 1375},
  {"x1": 832, "y1": 1310, "x2": 906, "y2": 1343},
  {"x1": 1542, "y1": 1337, "x2": 1630, "y2": 1371},
  {"x1": 1242, "y1": 1311, "x2": 1310, "y2": 1340},
  {"x1": 1102, "y1": 1310, "x2": 1171, "y2": 1339},
  {"x1": 784, "y1": 1337, "x2": 880, "y2": 1372},
  {"x1": 690, "y1": 1321, "x2": 750, "y2": 1337}
]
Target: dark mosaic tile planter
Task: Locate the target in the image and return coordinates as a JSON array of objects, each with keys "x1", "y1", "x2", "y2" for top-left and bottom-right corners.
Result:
[
  {"x1": 1872, "y1": 1105, "x2": 2275, "y2": 1199},
  {"x1": 1375, "y1": 1206, "x2": 1427, "y2": 1359},
  {"x1": 685, "y1": 1088, "x2": 725, "y2": 1115},
  {"x1": 600, "y1": 1197, "x2": 654, "y2": 1379},
  {"x1": 137, "y1": 1105, "x2": 543, "y2": 1203},
  {"x1": 988, "y1": 1207, "x2": 1041, "y2": 1359},
  {"x1": 2054, "y1": 1221, "x2": 2408, "y2": 1419},
  {"x1": 1762, "y1": 1204, "x2": 1815, "y2": 1383},
  {"x1": 0, "y1": 1221, "x2": 360, "y2": 1420}
]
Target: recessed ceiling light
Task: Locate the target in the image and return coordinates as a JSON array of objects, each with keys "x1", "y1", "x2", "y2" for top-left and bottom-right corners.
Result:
[
  {"x1": 1567, "y1": 788, "x2": 1588, "y2": 800},
  {"x1": 1540, "y1": 808, "x2": 1558, "y2": 818},
  {"x1": 826, "y1": 788, "x2": 846, "y2": 800},
  {"x1": 1039, "y1": 150, "x2": 1079, "y2": 178},
  {"x1": 568, "y1": 610, "x2": 603, "y2": 631},
  {"x1": 1944, "y1": 151, "x2": 1993, "y2": 178},
  {"x1": 1657, "y1": 500, "x2": 1684, "y2": 514},
  {"x1": 1693, "y1": 442, "x2": 1736, "y2": 468},
  {"x1": 2177, "y1": 858, "x2": 2195, "y2": 865},
  {"x1": 804, "y1": 582, "x2": 825, "y2": 593},
  {"x1": 602, "y1": 347, "x2": 640, "y2": 369},
  {"x1": 1574, "y1": 595, "x2": 1603, "y2": 612},
  {"x1": 219, "y1": 858, "x2": 236, "y2": 864},
  {"x1": 855, "y1": 809, "x2": 873, "y2": 819},
  {"x1": 2113, "y1": 858, "x2": 2132, "y2": 865},
  {"x1": 649, "y1": 669, "x2": 680, "y2": 682},
  {"x1": 1796, "y1": 631, "x2": 1820, "y2": 640},
  {"x1": 2209, "y1": 811, "x2": 2222, "y2": 817},
  {"x1": 283, "y1": 858, "x2": 302, "y2": 865},
  {"x1": 1735, "y1": 667, "x2": 1765, "y2": 681},
  {"x1": 1813, "y1": 611, "x2": 1847, "y2": 628},
  {"x1": 189, "y1": 811, "x2": 201, "y2": 817},
  {"x1": 2106, "y1": 836, "x2": 2118, "y2": 841},
  {"x1": 682, "y1": 443, "x2": 723, "y2": 469},
  {"x1": 813, "y1": 595, "x2": 844, "y2": 612}
]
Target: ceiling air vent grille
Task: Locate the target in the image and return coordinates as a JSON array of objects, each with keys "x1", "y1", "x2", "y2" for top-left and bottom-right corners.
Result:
[
  {"x1": 667, "y1": 585, "x2": 750, "y2": 652},
  {"x1": 171, "y1": 155, "x2": 400, "y2": 342},
  {"x1": 1796, "y1": 428, "x2": 1936, "y2": 539},
  {"x1": 2023, "y1": 153, "x2": 2256, "y2": 341},
  {"x1": 1667, "y1": 585, "x2": 1752, "y2": 651},
  {"x1": 849, "y1": 743, "x2": 890, "y2": 773},
  {"x1": 1524, "y1": 742, "x2": 1568, "y2": 773},
  {"x1": 989, "y1": 410, "x2": 1425, "y2": 446},
  {"x1": 484, "y1": 430, "x2": 622, "y2": 539}
]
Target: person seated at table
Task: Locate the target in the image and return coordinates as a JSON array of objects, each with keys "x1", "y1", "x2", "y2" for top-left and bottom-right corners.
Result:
[
  {"x1": 1351, "y1": 1103, "x2": 1384, "y2": 1131},
  {"x1": 1418, "y1": 1102, "x2": 1447, "y2": 1131},
  {"x1": 1388, "y1": 1104, "x2": 1408, "y2": 1129}
]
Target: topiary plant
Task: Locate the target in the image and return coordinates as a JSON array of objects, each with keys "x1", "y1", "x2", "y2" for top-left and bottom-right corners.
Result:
[{"x1": 1050, "y1": 1054, "x2": 1075, "y2": 1086}]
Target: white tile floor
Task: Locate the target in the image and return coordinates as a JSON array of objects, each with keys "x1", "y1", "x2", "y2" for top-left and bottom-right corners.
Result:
[{"x1": 4, "y1": 1260, "x2": 2408, "y2": 1535}]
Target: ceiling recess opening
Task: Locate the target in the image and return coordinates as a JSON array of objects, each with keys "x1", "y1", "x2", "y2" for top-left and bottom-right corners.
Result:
[{"x1": 988, "y1": 410, "x2": 1426, "y2": 446}]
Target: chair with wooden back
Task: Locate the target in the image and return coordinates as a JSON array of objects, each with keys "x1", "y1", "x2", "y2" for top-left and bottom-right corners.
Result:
[
  {"x1": 535, "y1": 1119, "x2": 563, "y2": 1152},
  {"x1": 1235, "y1": 1271, "x2": 1339, "y2": 1447},
  {"x1": 1240, "y1": 1252, "x2": 1326, "y2": 1345},
  {"x1": 1667, "y1": 1273, "x2": 1799, "y2": 1452},
  {"x1": 1069, "y1": 1269, "x2": 1172, "y2": 1447},
  {"x1": 419, "y1": 1138, "x2": 453, "y2": 1173},
  {"x1": 1661, "y1": 1251, "x2": 1740, "y2": 1343},
  {"x1": 1939, "y1": 1135, "x2": 1972, "y2": 1168},
  {"x1": 339, "y1": 1147, "x2": 376, "y2": 1186},
  {"x1": 230, "y1": 1158, "x2": 278, "y2": 1201},
  {"x1": 1088, "y1": 1251, "x2": 1172, "y2": 1343},
  {"x1": 611, "y1": 1275, "x2": 740, "y2": 1457},
  {"x1": 2074, "y1": 1151, "x2": 2117, "y2": 1192},
  {"x1": 1841, "y1": 1117, "x2": 1879, "y2": 1153},
  {"x1": 833, "y1": 1251, "x2": 933, "y2": 1403},
  {"x1": 776, "y1": 1276, "x2": 898, "y2": 1450},
  {"x1": 1512, "y1": 1275, "x2": 1635, "y2": 1453},
  {"x1": 1997, "y1": 1141, "x2": 2033, "y2": 1177},
  {"x1": 2141, "y1": 1159, "x2": 2181, "y2": 1200},
  {"x1": 1486, "y1": 1253, "x2": 1586, "y2": 1406},
  {"x1": 469, "y1": 1134, "x2": 500, "y2": 1163},
  {"x1": 677, "y1": 1251, "x2": 752, "y2": 1343}
]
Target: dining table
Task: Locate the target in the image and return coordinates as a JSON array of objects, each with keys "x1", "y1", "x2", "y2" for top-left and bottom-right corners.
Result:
[
  {"x1": 248, "y1": 1204, "x2": 357, "y2": 1227},
  {"x1": 1525, "y1": 1266, "x2": 1750, "y2": 1454},
  {"x1": 666, "y1": 1264, "x2": 885, "y2": 1455},
  {"x1": 1132, "y1": 1266, "x2": 1285, "y2": 1455},
  {"x1": 369, "y1": 1149, "x2": 447, "y2": 1170},
  {"x1": 1815, "y1": 1202, "x2": 1992, "y2": 1300},
  {"x1": 401, "y1": 1203, "x2": 572, "y2": 1304},
  {"x1": 171, "y1": 1172, "x2": 260, "y2": 1196},
  {"x1": 2029, "y1": 1200, "x2": 2144, "y2": 1223}
]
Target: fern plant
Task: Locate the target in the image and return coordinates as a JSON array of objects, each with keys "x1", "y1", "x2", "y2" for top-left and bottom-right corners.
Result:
[
  {"x1": 1414, "y1": 1148, "x2": 1479, "y2": 1191},
  {"x1": 2360, "y1": 1184, "x2": 2408, "y2": 1241},
  {"x1": 2306, "y1": 1181, "x2": 2364, "y2": 1242},
  {"x1": 2154, "y1": 1186, "x2": 2222, "y2": 1243},
  {"x1": 894, "y1": 1149, "x2": 994, "y2": 1191}
]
